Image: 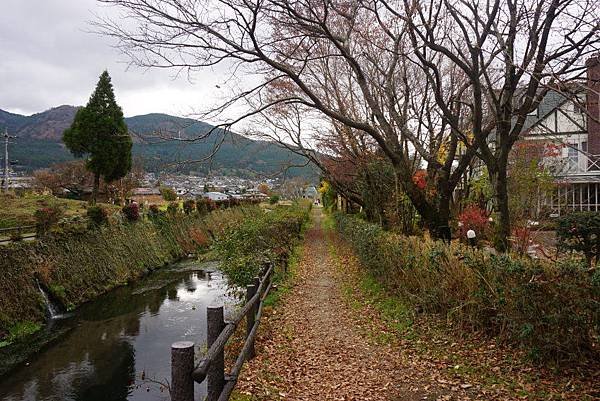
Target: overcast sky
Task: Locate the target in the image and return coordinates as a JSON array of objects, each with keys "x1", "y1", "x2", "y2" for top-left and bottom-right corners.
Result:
[{"x1": 0, "y1": 0, "x2": 226, "y2": 118}]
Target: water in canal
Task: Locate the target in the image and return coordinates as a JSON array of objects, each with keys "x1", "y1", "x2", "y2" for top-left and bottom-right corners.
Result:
[{"x1": 0, "y1": 260, "x2": 239, "y2": 401}]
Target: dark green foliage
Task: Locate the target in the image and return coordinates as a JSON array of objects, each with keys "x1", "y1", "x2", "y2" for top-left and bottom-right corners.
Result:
[
  {"x1": 356, "y1": 160, "x2": 419, "y2": 234},
  {"x1": 182, "y1": 199, "x2": 196, "y2": 214},
  {"x1": 269, "y1": 195, "x2": 280, "y2": 205},
  {"x1": 87, "y1": 206, "x2": 108, "y2": 227},
  {"x1": 319, "y1": 181, "x2": 337, "y2": 211},
  {"x1": 62, "y1": 71, "x2": 132, "y2": 203},
  {"x1": 148, "y1": 204, "x2": 161, "y2": 218},
  {"x1": 160, "y1": 187, "x2": 177, "y2": 201},
  {"x1": 122, "y1": 203, "x2": 140, "y2": 222},
  {"x1": 195, "y1": 197, "x2": 209, "y2": 216},
  {"x1": 33, "y1": 206, "x2": 64, "y2": 235},
  {"x1": 4, "y1": 105, "x2": 318, "y2": 180},
  {"x1": 557, "y1": 212, "x2": 600, "y2": 267},
  {"x1": 196, "y1": 197, "x2": 216, "y2": 215},
  {"x1": 167, "y1": 202, "x2": 180, "y2": 216},
  {"x1": 215, "y1": 203, "x2": 311, "y2": 286},
  {"x1": 334, "y1": 212, "x2": 599, "y2": 362}
]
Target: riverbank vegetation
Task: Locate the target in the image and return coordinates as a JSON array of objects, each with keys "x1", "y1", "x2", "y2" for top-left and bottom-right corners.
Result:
[
  {"x1": 215, "y1": 202, "x2": 311, "y2": 286},
  {"x1": 0, "y1": 202, "x2": 307, "y2": 343},
  {"x1": 333, "y1": 213, "x2": 599, "y2": 364}
]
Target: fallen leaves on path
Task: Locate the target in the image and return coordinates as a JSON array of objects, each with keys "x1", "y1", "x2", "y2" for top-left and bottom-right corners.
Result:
[
  {"x1": 235, "y1": 211, "x2": 600, "y2": 401},
  {"x1": 237, "y1": 212, "x2": 448, "y2": 400}
]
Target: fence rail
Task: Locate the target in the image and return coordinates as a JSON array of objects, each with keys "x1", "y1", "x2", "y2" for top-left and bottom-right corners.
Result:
[
  {"x1": 0, "y1": 225, "x2": 36, "y2": 234},
  {"x1": 171, "y1": 262, "x2": 274, "y2": 401}
]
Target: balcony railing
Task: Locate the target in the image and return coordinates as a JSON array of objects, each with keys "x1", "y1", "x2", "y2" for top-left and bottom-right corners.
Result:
[{"x1": 547, "y1": 153, "x2": 600, "y2": 177}]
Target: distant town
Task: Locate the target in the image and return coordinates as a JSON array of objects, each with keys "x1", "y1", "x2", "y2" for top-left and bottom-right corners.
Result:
[{"x1": 2, "y1": 166, "x2": 317, "y2": 204}]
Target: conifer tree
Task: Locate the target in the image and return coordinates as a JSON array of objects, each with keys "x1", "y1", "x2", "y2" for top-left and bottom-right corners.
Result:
[{"x1": 63, "y1": 71, "x2": 132, "y2": 204}]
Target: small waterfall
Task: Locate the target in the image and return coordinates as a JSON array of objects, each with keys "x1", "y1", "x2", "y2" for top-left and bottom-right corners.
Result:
[{"x1": 36, "y1": 279, "x2": 61, "y2": 319}]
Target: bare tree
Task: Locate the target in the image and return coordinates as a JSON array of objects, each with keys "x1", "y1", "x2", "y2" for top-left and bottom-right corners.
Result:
[
  {"x1": 400, "y1": 0, "x2": 600, "y2": 249},
  {"x1": 96, "y1": 0, "x2": 481, "y2": 239}
]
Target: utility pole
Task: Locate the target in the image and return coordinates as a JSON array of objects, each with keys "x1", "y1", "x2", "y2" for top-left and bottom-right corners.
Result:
[{"x1": 3, "y1": 128, "x2": 15, "y2": 193}]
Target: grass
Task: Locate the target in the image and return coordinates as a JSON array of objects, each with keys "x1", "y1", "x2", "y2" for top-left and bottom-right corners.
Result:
[
  {"x1": 263, "y1": 239, "x2": 304, "y2": 309},
  {"x1": 326, "y1": 234, "x2": 414, "y2": 345},
  {"x1": 0, "y1": 192, "x2": 119, "y2": 229},
  {"x1": 0, "y1": 321, "x2": 42, "y2": 348}
]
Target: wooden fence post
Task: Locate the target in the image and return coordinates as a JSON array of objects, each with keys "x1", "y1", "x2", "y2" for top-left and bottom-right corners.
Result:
[
  {"x1": 207, "y1": 306, "x2": 225, "y2": 401},
  {"x1": 171, "y1": 341, "x2": 195, "y2": 401},
  {"x1": 245, "y1": 278, "x2": 259, "y2": 360}
]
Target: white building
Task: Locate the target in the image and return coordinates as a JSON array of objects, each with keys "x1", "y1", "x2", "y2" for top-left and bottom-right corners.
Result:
[
  {"x1": 202, "y1": 191, "x2": 229, "y2": 201},
  {"x1": 521, "y1": 55, "x2": 600, "y2": 214}
]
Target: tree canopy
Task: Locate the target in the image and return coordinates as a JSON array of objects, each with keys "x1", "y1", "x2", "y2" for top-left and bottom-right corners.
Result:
[{"x1": 63, "y1": 70, "x2": 132, "y2": 203}]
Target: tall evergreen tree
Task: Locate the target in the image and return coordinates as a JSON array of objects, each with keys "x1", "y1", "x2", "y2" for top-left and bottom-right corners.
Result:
[{"x1": 63, "y1": 71, "x2": 132, "y2": 204}]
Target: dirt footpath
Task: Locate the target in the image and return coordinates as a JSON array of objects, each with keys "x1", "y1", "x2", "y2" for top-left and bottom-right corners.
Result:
[{"x1": 236, "y1": 210, "x2": 449, "y2": 401}]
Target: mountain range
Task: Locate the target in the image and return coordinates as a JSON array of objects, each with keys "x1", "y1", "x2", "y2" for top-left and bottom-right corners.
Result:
[{"x1": 0, "y1": 106, "x2": 316, "y2": 180}]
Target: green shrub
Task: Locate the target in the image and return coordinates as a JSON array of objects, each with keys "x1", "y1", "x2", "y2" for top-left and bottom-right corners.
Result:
[
  {"x1": 86, "y1": 205, "x2": 108, "y2": 227},
  {"x1": 148, "y1": 204, "x2": 161, "y2": 218},
  {"x1": 183, "y1": 199, "x2": 196, "y2": 214},
  {"x1": 334, "y1": 212, "x2": 599, "y2": 362},
  {"x1": 557, "y1": 211, "x2": 600, "y2": 267},
  {"x1": 196, "y1": 197, "x2": 217, "y2": 215},
  {"x1": 167, "y1": 202, "x2": 180, "y2": 216},
  {"x1": 269, "y1": 195, "x2": 280, "y2": 205},
  {"x1": 160, "y1": 186, "x2": 177, "y2": 201},
  {"x1": 215, "y1": 204, "x2": 310, "y2": 286},
  {"x1": 0, "y1": 206, "x2": 263, "y2": 335},
  {"x1": 34, "y1": 205, "x2": 64, "y2": 235}
]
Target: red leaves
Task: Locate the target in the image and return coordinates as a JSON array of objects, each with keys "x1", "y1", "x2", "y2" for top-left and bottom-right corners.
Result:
[
  {"x1": 458, "y1": 205, "x2": 490, "y2": 240},
  {"x1": 412, "y1": 169, "x2": 428, "y2": 190}
]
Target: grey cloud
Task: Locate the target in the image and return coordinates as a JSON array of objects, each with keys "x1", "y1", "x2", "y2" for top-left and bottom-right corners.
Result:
[{"x1": 0, "y1": 0, "x2": 212, "y2": 116}]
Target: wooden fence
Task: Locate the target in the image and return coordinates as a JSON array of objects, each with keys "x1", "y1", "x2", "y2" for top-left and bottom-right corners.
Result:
[
  {"x1": 170, "y1": 262, "x2": 274, "y2": 401},
  {"x1": 0, "y1": 225, "x2": 36, "y2": 234},
  {"x1": 0, "y1": 225, "x2": 37, "y2": 244}
]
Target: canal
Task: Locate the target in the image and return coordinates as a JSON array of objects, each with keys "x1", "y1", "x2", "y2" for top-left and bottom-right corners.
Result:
[{"x1": 0, "y1": 260, "x2": 237, "y2": 401}]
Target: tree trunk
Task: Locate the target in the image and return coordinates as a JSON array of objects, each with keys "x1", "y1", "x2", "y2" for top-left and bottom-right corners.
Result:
[
  {"x1": 434, "y1": 193, "x2": 452, "y2": 243},
  {"x1": 406, "y1": 189, "x2": 452, "y2": 242},
  {"x1": 91, "y1": 172, "x2": 100, "y2": 205},
  {"x1": 489, "y1": 165, "x2": 511, "y2": 252},
  {"x1": 393, "y1": 166, "x2": 452, "y2": 241}
]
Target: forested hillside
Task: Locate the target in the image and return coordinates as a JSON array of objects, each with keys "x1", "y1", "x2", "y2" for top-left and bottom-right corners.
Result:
[{"x1": 0, "y1": 106, "x2": 315, "y2": 178}]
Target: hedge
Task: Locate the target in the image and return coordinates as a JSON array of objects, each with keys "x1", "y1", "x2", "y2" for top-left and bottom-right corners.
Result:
[
  {"x1": 334, "y1": 212, "x2": 600, "y2": 362},
  {"x1": 215, "y1": 202, "x2": 311, "y2": 287}
]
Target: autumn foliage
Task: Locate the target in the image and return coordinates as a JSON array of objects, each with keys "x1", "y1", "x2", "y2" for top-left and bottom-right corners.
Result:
[
  {"x1": 412, "y1": 170, "x2": 428, "y2": 190},
  {"x1": 458, "y1": 205, "x2": 489, "y2": 241}
]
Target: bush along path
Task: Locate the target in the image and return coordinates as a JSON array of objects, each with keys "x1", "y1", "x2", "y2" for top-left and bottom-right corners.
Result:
[{"x1": 234, "y1": 209, "x2": 600, "y2": 401}]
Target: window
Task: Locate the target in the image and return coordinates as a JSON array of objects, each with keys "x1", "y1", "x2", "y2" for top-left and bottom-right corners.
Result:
[{"x1": 568, "y1": 144, "x2": 579, "y2": 172}]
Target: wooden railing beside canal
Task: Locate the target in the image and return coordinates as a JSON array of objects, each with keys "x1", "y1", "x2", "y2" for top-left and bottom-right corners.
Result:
[{"x1": 170, "y1": 262, "x2": 275, "y2": 401}]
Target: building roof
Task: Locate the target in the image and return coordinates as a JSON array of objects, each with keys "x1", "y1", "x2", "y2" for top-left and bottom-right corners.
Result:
[
  {"x1": 132, "y1": 187, "x2": 161, "y2": 196},
  {"x1": 521, "y1": 90, "x2": 575, "y2": 133},
  {"x1": 203, "y1": 191, "x2": 229, "y2": 200}
]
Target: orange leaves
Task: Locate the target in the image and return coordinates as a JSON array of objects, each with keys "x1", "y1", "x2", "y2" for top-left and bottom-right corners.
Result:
[{"x1": 413, "y1": 169, "x2": 428, "y2": 190}]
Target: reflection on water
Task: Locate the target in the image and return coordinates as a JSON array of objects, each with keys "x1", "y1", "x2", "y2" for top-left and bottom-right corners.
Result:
[{"x1": 0, "y1": 260, "x2": 237, "y2": 401}]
